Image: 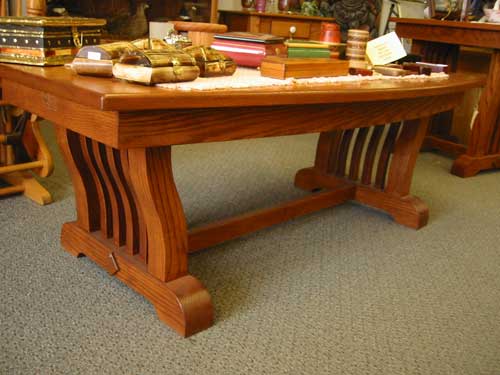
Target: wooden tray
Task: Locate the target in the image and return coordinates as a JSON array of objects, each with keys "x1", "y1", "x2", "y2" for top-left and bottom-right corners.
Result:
[{"x1": 260, "y1": 56, "x2": 349, "y2": 79}]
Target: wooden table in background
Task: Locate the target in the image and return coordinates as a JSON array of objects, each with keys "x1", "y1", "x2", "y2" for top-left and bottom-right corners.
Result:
[
  {"x1": 394, "y1": 18, "x2": 500, "y2": 178},
  {"x1": 0, "y1": 63, "x2": 484, "y2": 336}
]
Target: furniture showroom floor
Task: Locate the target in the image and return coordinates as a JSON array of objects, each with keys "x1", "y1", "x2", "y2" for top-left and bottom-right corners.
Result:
[{"x1": 1, "y1": 123, "x2": 499, "y2": 375}]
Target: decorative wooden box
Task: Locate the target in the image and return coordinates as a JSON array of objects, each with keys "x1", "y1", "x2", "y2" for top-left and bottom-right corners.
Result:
[
  {"x1": 260, "y1": 56, "x2": 349, "y2": 79},
  {"x1": 211, "y1": 32, "x2": 286, "y2": 68},
  {"x1": 0, "y1": 16, "x2": 106, "y2": 66}
]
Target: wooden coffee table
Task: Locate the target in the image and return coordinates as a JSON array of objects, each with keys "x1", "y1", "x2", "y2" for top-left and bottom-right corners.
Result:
[
  {"x1": 0, "y1": 63, "x2": 484, "y2": 336},
  {"x1": 394, "y1": 18, "x2": 500, "y2": 177}
]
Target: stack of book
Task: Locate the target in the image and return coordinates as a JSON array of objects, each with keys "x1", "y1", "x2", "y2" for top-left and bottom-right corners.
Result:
[
  {"x1": 286, "y1": 40, "x2": 343, "y2": 59},
  {"x1": 211, "y1": 32, "x2": 286, "y2": 68}
]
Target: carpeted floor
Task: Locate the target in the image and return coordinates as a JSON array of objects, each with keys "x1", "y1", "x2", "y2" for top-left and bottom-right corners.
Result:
[{"x1": 1, "y1": 123, "x2": 499, "y2": 375}]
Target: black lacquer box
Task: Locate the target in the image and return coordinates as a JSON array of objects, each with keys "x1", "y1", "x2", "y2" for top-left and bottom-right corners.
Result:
[{"x1": 0, "y1": 16, "x2": 106, "y2": 66}]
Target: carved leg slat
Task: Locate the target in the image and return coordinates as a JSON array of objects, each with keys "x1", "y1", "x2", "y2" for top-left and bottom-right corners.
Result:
[
  {"x1": 120, "y1": 150, "x2": 149, "y2": 261},
  {"x1": 80, "y1": 137, "x2": 112, "y2": 238},
  {"x1": 386, "y1": 118, "x2": 430, "y2": 196},
  {"x1": 93, "y1": 142, "x2": 126, "y2": 247},
  {"x1": 361, "y1": 126, "x2": 384, "y2": 185},
  {"x1": 348, "y1": 127, "x2": 369, "y2": 181},
  {"x1": 314, "y1": 131, "x2": 343, "y2": 174},
  {"x1": 55, "y1": 128, "x2": 99, "y2": 233},
  {"x1": 127, "y1": 147, "x2": 188, "y2": 283},
  {"x1": 375, "y1": 123, "x2": 400, "y2": 189},
  {"x1": 107, "y1": 147, "x2": 141, "y2": 255},
  {"x1": 296, "y1": 131, "x2": 343, "y2": 192},
  {"x1": 335, "y1": 129, "x2": 355, "y2": 177}
]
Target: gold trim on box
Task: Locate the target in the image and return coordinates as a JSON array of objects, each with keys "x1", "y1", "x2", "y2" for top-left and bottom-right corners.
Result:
[
  {"x1": 0, "y1": 45, "x2": 79, "y2": 55},
  {"x1": 0, "y1": 54, "x2": 73, "y2": 65},
  {"x1": 0, "y1": 47, "x2": 76, "y2": 57},
  {"x1": 0, "y1": 16, "x2": 106, "y2": 27},
  {"x1": 0, "y1": 28, "x2": 102, "y2": 37},
  {"x1": 0, "y1": 45, "x2": 79, "y2": 51}
]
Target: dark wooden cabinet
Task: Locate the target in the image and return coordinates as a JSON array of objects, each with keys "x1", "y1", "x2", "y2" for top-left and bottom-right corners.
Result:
[
  {"x1": 26, "y1": 0, "x2": 219, "y2": 23},
  {"x1": 150, "y1": 0, "x2": 218, "y2": 23},
  {"x1": 219, "y1": 10, "x2": 335, "y2": 40}
]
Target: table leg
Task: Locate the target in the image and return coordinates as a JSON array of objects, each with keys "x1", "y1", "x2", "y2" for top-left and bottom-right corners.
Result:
[
  {"x1": 295, "y1": 118, "x2": 430, "y2": 229},
  {"x1": 452, "y1": 50, "x2": 500, "y2": 177},
  {"x1": 55, "y1": 127, "x2": 213, "y2": 337}
]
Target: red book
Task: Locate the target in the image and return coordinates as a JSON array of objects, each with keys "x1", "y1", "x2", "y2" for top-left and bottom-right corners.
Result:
[{"x1": 211, "y1": 39, "x2": 286, "y2": 68}]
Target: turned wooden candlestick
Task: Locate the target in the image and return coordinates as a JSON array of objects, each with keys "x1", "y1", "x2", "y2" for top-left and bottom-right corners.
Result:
[{"x1": 27, "y1": 0, "x2": 47, "y2": 16}]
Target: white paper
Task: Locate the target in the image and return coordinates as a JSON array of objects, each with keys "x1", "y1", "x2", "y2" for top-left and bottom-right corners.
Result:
[
  {"x1": 87, "y1": 51, "x2": 101, "y2": 61},
  {"x1": 366, "y1": 32, "x2": 407, "y2": 66}
]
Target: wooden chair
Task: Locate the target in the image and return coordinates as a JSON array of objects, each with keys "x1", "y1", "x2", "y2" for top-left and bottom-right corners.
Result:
[
  {"x1": 0, "y1": 109, "x2": 54, "y2": 204},
  {"x1": 0, "y1": 0, "x2": 54, "y2": 204}
]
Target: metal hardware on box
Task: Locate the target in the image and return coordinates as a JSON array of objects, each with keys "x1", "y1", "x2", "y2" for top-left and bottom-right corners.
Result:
[
  {"x1": 172, "y1": 57, "x2": 182, "y2": 75},
  {"x1": 72, "y1": 26, "x2": 83, "y2": 49}
]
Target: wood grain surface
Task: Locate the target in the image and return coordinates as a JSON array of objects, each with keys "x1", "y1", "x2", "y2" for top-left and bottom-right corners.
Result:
[
  {"x1": 0, "y1": 64, "x2": 485, "y2": 111},
  {"x1": 0, "y1": 62, "x2": 485, "y2": 336},
  {"x1": 394, "y1": 18, "x2": 500, "y2": 50}
]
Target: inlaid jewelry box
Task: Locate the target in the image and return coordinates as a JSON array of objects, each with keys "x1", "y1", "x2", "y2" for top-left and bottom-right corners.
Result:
[{"x1": 0, "y1": 16, "x2": 106, "y2": 66}]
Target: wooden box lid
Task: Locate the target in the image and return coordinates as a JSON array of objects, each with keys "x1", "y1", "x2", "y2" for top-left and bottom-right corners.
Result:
[
  {"x1": 0, "y1": 16, "x2": 106, "y2": 27},
  {"x1": 260, "y1": 56, "x2": 349, "y2": 79}
]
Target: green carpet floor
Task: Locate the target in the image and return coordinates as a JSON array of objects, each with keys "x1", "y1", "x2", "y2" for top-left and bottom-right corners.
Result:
[{"x1": 1, "y1": 123, "x2": 499, "y2": 375}]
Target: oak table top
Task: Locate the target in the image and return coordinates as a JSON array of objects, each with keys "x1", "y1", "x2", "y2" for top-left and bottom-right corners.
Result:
[{"x1": 0, "y1": 64, "x2": 485, "y2": 111}]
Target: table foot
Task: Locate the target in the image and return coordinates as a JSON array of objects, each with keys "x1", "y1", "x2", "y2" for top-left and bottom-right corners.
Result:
[
  {"x1": 451, "y1": 154, "x2": 500, "y2": 177},
  {"x1": 1, "y1": 172, "x2": 52, "y2": 205},
  {"x1": 355, "y1": 184, "x2": 428, "y2": 229},
  {"x1": 295, "y1": 167, "x2": 428, "y2": 229},
  {"x1": 62, "y1": 222, "x2": 213, "y2": 337}
]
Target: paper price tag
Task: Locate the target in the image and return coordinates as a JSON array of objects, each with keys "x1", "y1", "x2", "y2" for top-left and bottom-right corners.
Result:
[
  {"x1": 366, "y1": 32, "x2": 407, "y2": 66},
  {"x1": 87, "y1": 51, "x2": 101, "y2": 61}
]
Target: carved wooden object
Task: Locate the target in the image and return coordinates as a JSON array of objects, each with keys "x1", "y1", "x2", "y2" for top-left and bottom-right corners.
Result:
[{"x1": 0, "y1": 62, "x2": 484, "y2": 336}]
